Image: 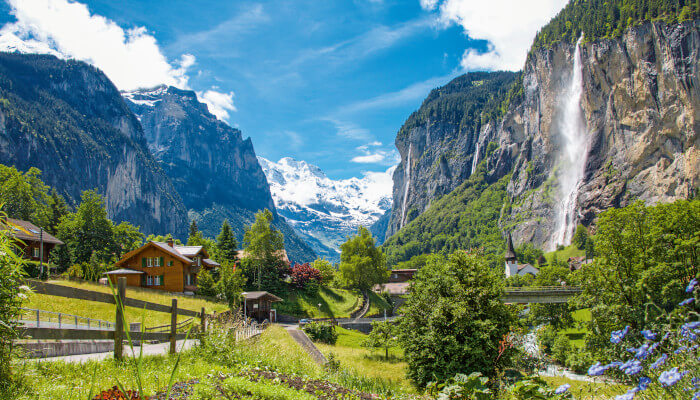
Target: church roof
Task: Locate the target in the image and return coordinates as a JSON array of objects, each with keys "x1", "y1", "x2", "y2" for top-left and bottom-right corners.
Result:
[{"x1": 505, "y1": 232, "x2": 517, "y2": 261}]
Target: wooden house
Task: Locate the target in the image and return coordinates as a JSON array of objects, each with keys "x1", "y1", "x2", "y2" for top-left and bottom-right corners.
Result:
[
  {"x1": 107, "y1": 238, "x2": 220, "y2": 293},
  {"x1": 2, "y1": 218, "x2": 63, "y2": 263}
]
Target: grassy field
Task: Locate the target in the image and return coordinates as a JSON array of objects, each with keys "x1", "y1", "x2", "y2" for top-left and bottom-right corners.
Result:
[
  {"x1": 314, "y1": 326, "x2": 414, "y2": 393},
  {"x1": 560, "y1": 308, "x2": 591, "y2": 347},
  {"x1": 276, "y1": 286, "x2": 360, "y2": 318},
  {"x1": 23, "y1": 279, "x2": 229, "y2": 327},
  {"x1": 540, "y1": 376, "x2": 629, "y2": 399},
  {"x1": 544, "y1": 243, "x2": 586, "y2": 264}
]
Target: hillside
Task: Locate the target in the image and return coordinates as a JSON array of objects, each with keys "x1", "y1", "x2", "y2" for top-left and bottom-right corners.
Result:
[{"x1": 0, "y1": 53, "x2": 188, "y2": 237}]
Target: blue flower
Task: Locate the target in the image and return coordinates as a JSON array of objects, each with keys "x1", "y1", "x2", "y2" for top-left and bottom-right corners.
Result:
[
  {"x1": 638, "y1": 377, "x2": 651, "y2": 390},
  {"x1": 650, "y1": 353, "x2": 668, "y2": 369},
  {"x1": 588, "y1": 361, "x2": 609, "y2": 376},
  {"x1": 680, "y1": 298, "x2": 695, "y2": 306},
  {"x1": 683, "y1": 321, "x2": 700, "y2": 330},
  {"x1": 632, "y1": 343, "x2": 653, "y2": 360},
  {"x1": 611, "y1": 326, "x2": 631, "y2": 343},
  {"x1": 692, "y1": 377, "x2": 700, "y2": 389},
  {"x1": 640, "y1": 330, "x2": 657, "y2": 340},
  {"x1": 692, "y1": 392, "x2": 700, "y2": 400},
  {"x1": 615, "y1": 388, "x2": 638, "y2": 400},
  {"x1": 675, "y1": 346, "x2": 688, "y2": 354},
  {"x1": 555, "y1": 384, "x2": 571, "y2": 394},
  {"x1": 620, "y1": 359, "x2": 643, "y2": 375},
  {"x1": 659, "y1": 367, "x2": 687, "y2": 387},
  {"x1": 687, "y1": 278, "x2": 698, "y2": 293}
]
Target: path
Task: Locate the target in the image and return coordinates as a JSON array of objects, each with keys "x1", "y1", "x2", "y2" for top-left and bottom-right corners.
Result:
[
  {"x1": 351, "y1": 291, "x2": 370, "y2": 321},
  {"x1": 30, "y1": 339, "x2": 198, "y2": 363},
  {"x1": 284, "y1": 325, "x2": 327, "y2": 365}
]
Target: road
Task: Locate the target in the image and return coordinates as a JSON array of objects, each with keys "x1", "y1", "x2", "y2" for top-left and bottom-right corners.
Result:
[{"x1": 29, "y1": 339, "x2": 198, "y2": 363}]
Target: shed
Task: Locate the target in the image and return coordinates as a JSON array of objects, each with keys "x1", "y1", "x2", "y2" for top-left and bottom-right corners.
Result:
[{"x1": 242, "y1": 291, "x2": 282, "y2": 322}]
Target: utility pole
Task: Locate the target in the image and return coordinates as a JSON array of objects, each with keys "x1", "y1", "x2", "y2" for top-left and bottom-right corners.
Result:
[{"x1": 39, "y1": 228, "x2": 44, "y2": 279}]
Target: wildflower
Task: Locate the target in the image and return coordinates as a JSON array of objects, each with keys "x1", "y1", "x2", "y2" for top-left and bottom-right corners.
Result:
[
  {"x1": 615, "y1": 388, "x2": 638, "y2": 400},
  {"x1": 675, "y1": 346, "x2": 688, "y2": 354},
  {"x1": 640, "y1": 330, "x2": 657, "y2": 340},
  {"x1": 692, "y1": 377, "x2": 700, "y2": 389},
  {"x1": 555, "y1": 384, "x2": 570, "y2": 394},
  {"x1": 638, "y1": 377, "x2": 651, "y2": 390},
  {"x1": 680, "y1": 298, "x2": 695, "y2": 306},
  {"x1": 692, "y1": 392, "x2": 700, "y2": 400},
  {"x1": 650, "y1": 353, "x2": 668, "y2": 369},
  {"x1": 18, "y1": 285, "x2": 31, "y2": 291},
  {"x1": 620, "y1": 359, "x2": 643, "y2": 375},
  {"x1": 658, "y1": 367, "x2": 687, "y2": 387},
  {"x1": 588, "y1": 361, "x2": 609, "y2": 376},
  {"x1": 683, "y1": 321, "x2": 700, "y2": 330},
  {"x1": 687, "y1": 278, "x2": 698, "y2": 293},
  {"x1": 631, "y1": 343, "x2": 653, "y2": 360},
  {"x1": 611, "y1": 326, "x2": 631, "y2": 343},
  {"x1": 16, "y1": 292, "x2": 27, "y2": 300}
]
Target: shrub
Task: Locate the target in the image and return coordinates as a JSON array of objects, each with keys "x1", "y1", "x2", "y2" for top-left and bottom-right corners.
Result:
[
  {"x1": 302, "y1": 322, "x2": 338, "y2": 344},
  {"x1": 290, "y1": 262, "x2": 322, "y2": 292}
]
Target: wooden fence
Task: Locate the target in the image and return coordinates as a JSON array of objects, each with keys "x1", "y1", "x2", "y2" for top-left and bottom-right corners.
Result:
[{"x1": 22, "y1": 277, "x2": 207, "y2": 360}]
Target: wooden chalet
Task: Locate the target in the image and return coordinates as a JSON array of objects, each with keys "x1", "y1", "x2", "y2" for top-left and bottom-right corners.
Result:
[
  {"x1": 2, "y1": 218, "x2": 63, "y2": 263},
  {"x1": 107, "y1": 238, "x2": 220, "y2": 293},
  {"x1": 242, "y1": 291, "x2": 282, "y2": 322}
]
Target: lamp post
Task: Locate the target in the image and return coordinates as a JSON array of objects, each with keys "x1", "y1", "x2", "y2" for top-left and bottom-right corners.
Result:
[{"x1": 241, "y1": 292, "x2": 248, "y2": 326}]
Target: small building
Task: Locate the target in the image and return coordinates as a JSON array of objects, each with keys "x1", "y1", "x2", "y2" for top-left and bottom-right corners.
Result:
[
  {"x1": 2, "y1": 218, "x2": 63, "y2": 263},
  {"x1": 387, "y1": 268, "x2": 416, "y2": 283},
  {"x1": 504, "y1": 233, "x2": 539, "y2": 278},
  {"x1": 107, "y1": 238, "x2": 220, "y2": 293},
  {"x1": 242, "y1": 291, "x2": 282, "y2": 322},
  {"x1": 568, "y1": 256, "x2": 593, "y2": 271}
]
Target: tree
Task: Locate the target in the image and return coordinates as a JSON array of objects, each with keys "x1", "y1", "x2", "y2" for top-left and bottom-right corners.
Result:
[
  {"x1": 514, "y1": 243, "x2": 544, "y2": 265},
  {"x1": 46, "y1": 188, "x2": 70, "y2": 235},
  {"x1": 145, "y1": 234, "x2": 182, "y2": 245},
  {"x1": 57, "y1": 190, "x2": 116, "y2": 264},
  {"x1": 572, "y1": 224, "x2": 589, "y2": 250},
  {"x1": 217, "y1": 262, "x2": 245, "y2": 309},
  {"x1": 290, "y1": 263, "x2": 322, "y2": 292},
  {"x1": 363, "y1": 320, "x2": 398, "y2": 360},
  {"x1": 529, "y1": 263, "x2": 573, "y2": 328},
  {"x1": 0, "y1": 165, "x2": 52, "y2": 227},
  {"x1": 215, "y1": 219, "x2": 238, "y2": 264},
  {"x1": 312, "y1": 258, "x2": 336, "y2": 284},
  {"x1": 112, "y1": 221, "x2": 144, "y2": 256},
  {"x1": 243, "y1": 209, "x2": 286, "y2": 290},
  {"x1": 399, "y1": 251, "x2": 517, "y2": 387},
  {"x1": 338, "y1": 226, "x2": 387, "y2": 290},
  {"x1": 197, "y1": 269, "x2": 218, "y2": 298},
  {"x1": 189, "y1": 220, "x2": 199, "y2": 240}
]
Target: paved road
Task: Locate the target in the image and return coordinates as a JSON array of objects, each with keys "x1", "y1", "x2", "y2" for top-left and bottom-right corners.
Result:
[
  {"x1": 18, "y1": 320, "x2": 115, "y2": 331},
  {"x1": 30, "y1": 339, "x2": 198, "y2": 363},
  {"x1": 283, "y1": 324, "x2": 327, "y2": 365}
]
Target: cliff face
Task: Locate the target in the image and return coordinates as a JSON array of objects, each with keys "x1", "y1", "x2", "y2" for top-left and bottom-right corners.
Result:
[
  {"x1": 125, "y1": 87, "x2": 317, "y2": 263},
  {"x1": 0, "y1": 53, "x2": 188, "y2": 237},
  {"x1": 384, "y1": 19, "x2": 699, "y2": 257}
]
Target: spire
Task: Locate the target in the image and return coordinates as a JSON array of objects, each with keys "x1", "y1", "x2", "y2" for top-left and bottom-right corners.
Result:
[{"x1": 505, "y1": 232, "x2": 517, "y2": 262}]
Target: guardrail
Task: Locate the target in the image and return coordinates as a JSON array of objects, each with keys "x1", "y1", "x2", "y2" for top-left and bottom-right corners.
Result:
[
  {"x1": 21, "y1": 278, "x2": 209, "y2": 359},
  {"x1": 19, "y1": 307, "x2": 115, "y2": 330}
]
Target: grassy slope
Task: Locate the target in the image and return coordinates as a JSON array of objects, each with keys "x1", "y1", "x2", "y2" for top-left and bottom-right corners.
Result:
[
  {"x1": 275, "y1": 286, "x2": 391, "y2": 319},
  {"x1": 544, "y1": 244, "x2": 585, "y2": 264},
  {"x1": 540, "y1": 376, "x2": 628, "y2": 398},
  {"x1": 315, "y1": 327, "x2": 413, "y2": 393},
  {"x1": 560, "y1": 308, "x2": 591, "y2": 348},
  {"x1": 24, "y1": 279, "x2": 228, "y2": 327}
]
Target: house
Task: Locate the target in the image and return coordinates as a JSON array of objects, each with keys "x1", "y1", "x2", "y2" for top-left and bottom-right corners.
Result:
[
  {"x1": 387, "y1": 269, "x2": 416, "y2": 283},
  {"x1": 242, "y1": 291, "x2": 282, "y2": 322},
  {"x1": 567, "y1": 256, "x2": 593, "y2": 271},
  {"x1": 1, "y1": 218, "x2": 63, "y2": 263},
  {"x1": 106, "y1": 238, "x2": 220, "y2": 293},
  {"x1": 504, "y1": 233, "x2": 539, "y2": 278}
]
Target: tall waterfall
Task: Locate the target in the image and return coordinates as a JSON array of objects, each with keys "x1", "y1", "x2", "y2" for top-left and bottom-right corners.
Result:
[
  {"x1": 401, "y1": 143, "x2": 413, "y2": 227},
  {"x1": 552, "y1": 36, "x2": 588, "y2": 249},
  {"x1": 471, "y1": 142, "x2": 480, "y2": 175}
]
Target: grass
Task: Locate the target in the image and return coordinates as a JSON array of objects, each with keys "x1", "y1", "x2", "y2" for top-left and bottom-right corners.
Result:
[
  {"x1": 540, "y1": 376, "x2": 629, "y2": 399},
  {"x1": 365, "y1": 290, "x2": 392, "y2": 318},
  {"x1": 314, "y1": 327, "x2": 414, "y2": 393},
  {"x1": 24, "y1": 279, "x2": 229, "y2": 327},
  {"x1": 560, "y1": 308, "x2": 591, "y2": 348},
  {"x1": 544, "y1": 244, "x2": 586, "y2": 264},
  {"x1": 275, "y1": 286, "x2": 360, "y2": 318}
]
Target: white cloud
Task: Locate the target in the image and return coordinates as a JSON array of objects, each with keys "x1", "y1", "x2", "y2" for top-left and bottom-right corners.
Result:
[
  {"x1": 0, "y1": 0, "x2": 193, "y2": 90},
  {"x1": 323, "y1": 118, "x2": 372, "y2": 141},
  {"x1": 423, "y1": 0, "x2": 567, "y2": 71},
  {"x1": 196, "y1": 89, "x2": 236, "y2": 121},
  {"x1": 351, "y1": 145, "x2": 399, "y2": 164}
]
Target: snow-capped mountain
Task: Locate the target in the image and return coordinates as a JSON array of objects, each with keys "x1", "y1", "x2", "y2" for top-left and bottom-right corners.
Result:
[{"x1": 258, "y1": 157, "x2": 394, "y2": 261}]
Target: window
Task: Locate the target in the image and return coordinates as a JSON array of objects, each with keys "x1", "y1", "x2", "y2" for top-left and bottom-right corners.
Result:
[
  {"x1": 32, "y1": 248, "x2": 40, "y2": 258},
  {"x1": 186, "y1": 274, "x2": 191, "y2": 286},
  {"x1": 142, "y1": 257, "x2": 163, "y2": 267},
  {"x1": 146, "y1": 275, "x2": 164, "y2": 286}
]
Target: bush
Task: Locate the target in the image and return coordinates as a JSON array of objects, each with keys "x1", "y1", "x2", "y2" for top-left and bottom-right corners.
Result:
[
  {"x1": 302, "y1": 322, "x2": 338, "y2": 345},
  {"x1": 290, "y1": 263, "x2": 322, "y2": 292},
  {"x1": 551, "y1": 333, "x2": 571, "y2": 365}
]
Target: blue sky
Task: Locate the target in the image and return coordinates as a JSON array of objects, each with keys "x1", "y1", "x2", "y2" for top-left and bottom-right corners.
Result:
[{"x1": 0, "y1": 0, "x2": 567, "y2": 180}]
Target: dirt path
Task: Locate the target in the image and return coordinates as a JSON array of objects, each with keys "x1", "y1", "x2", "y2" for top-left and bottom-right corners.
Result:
[{"x1": 285, "y1": 326, "x2": 327, "y2": 365}]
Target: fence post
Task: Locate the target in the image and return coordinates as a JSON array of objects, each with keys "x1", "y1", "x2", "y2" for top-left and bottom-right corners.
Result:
[
  {"x1": 200, "y1": 307, "x2": 206, "y2": 333},
  {"x1": 170, "y1": 299, "x2": 177, "y2": 354},
  {"x1": 36, "y1": 309, "x2": 40, "y2": 328},
  {"x1": 58, "y1": 313, "x2": 61, "y2": 328},
  {"x1": 114, "y1": 277, "x2": 126, "y2": 360}
]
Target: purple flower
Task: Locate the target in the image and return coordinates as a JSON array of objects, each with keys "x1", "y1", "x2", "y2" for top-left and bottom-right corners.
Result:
[
  {"x1": 692, "y1": 377, "x2": 700, "y2": 389},
  {"x1": 631, "y1": 343, "x2": 653, "y2": 360},
  {"x1": 640, "y1": 330, "x2": 657, "y2": 340},
  {"x1": 555, "y1": 384, "x2": 571, "y2": 394},
  {"x1": 687, "y1": 278, "x2": 698, "y2": 293},
  {"x1": 638, "y1": 377, "x2": 651, "y2": 390},
  {"x1": 615, "y1": 388, "x2": 638, "y2": 400},
  {"x1": 611, "y1": 326, "x2": 631, "y2": 343},
  {"x1": 692, "y1": 392, "x2": 700, "y2": 400},
  {"x1": 680, "y1": 298, "x2": 695, "y2": 306},
  {"x1": 659, "y1": 367, "x2": 687, "y2": 387},
  {"x1": 683, "y1": 321, "x2": 700, "y2": 330},
  {"x1": 650, "y1": 353, "x2": 668, "y2": 369},
  {"x1": 588, "y1": 361, "x2": 609, "y2": 376},
  {"x1": 620, "y1": 359, "x2": 643, "y2": 375},
  {"x1": 675, "y1": 346, "x2": 688, "y2": 354}
]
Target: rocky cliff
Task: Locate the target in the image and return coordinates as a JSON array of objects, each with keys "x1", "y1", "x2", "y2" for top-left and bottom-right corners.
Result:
[
  {"x1": 124, "y1": 87, "x2": 317, "y2": 263},
  {"x1": 0, "y1": 53, "x2": 189, "y2": 237},
  {"x1": 383, "y1": 19, "x2": 699, "y2": 260}
]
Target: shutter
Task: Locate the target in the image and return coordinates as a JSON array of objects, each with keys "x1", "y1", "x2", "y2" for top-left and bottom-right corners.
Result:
[
  {"x1": 160, "y1": 275, "x2": 164, "y2": 285},
  {"x1": 142, "y1": 258, "x2": 146, "y2": 268},
  {"x1": 159, "y1": 257, "x2": 164, "y2": 267}
]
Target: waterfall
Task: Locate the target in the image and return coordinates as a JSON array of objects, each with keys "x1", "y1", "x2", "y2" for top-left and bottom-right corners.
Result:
[
  {"x1": 401, "y1": 143, "x2": 413, "y2": 227},
  {"x1": 471, "y1": 142, "x2": 480, "y2": 175},
  {"x1": 552, "y1": 36, "x2": 588, "y2": 250}
]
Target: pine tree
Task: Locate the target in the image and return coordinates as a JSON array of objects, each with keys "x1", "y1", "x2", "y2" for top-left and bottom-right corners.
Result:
[
  {"x1": 215, "y1": 219, "x2": 238, "y2": 264},
  {"x1": 188, "y1": 220, "x2": 199, "y2": 240}
]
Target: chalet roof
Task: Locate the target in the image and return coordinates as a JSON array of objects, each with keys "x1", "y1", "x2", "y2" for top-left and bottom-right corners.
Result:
[
  {"x1": 505, "y1": 232, "x2": 517, "y2": 261},
  {"x1": 391, "y1": 269, "x2": 417, "y2": 273},
  {"x1": 2, "y1": 218, "x2": 63, "y2": 245},
  {"x1": 115, "y1": 241, "x2": 193, "y2": 267},
  {"x1": 173, "y1": 245, "x2": 204, "y2": 257},
  {"x1": 203, "y1": 258, "x2": 220, "y2": 267},
  {"x1": 518, "y1": 263, "x2": 538, "y2": 271},
  {"x1": 242, "y1": 291, "x2": 283, "y2": 302},
  {"x1": 104, "y1": 268, "x2": 144, "y2": 275}
]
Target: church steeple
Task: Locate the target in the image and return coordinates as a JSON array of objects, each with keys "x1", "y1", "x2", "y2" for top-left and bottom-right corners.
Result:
[{"x1": 505, "y1": 232, "x2": 517, "y2": 263}]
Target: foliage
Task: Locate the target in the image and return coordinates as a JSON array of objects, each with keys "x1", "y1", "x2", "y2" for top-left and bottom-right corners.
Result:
[
  {"x1": 507, "y1": 376, "x2": 572, "y2": 400},
  {"x1": 514, "y1": 243, "x2": 544, "y2": 266},
  {"x1": 312, "y1": 258, "x2": 336, "y2": 284},
  {"x1": 576, "y1": 199, "x2": 700, "y2": 360},
  {"x1": 426, "y1": 372, "x2": 492, "y2": 400},
  {"x1": 214, "y1": 219, "x2": 238, "y2": 264},
  {"x1": 339, "y1": 226, "x2": 387, "y2": 290},
  {"x1": 0, "y1": 212, "x2": 27, "y2": 388},
  {"x1": 242, "y1": 209, "x2": 287, "y2": 291},
  {"x1": 289, "y1": 262, "x2": 322, "y2": 292},
  {"x1": 145, "y1": 234, "x2": 182, "y2": 245},
  {"x1": 529, "y1": 263, "x2": 574, "y2": 328},
  {"x1": 302, "y1": 321, "x2": 338, "y2": 345},
  {"x1": 505, "y1": 273, "x2": 535, "y2": 288},
  {"x1": 216, "y1": 262, "x2": 245, "y2": 309},
  {"x1": 362, "y1": 321, "x2": 398, "y2": 360},
  {"x1": 196, "y1": 269, "x2": 218, "y2": 298},
  {"x1": 531, "y1": 0, "x2": 698, "y2": 51},
  {"x1": 382, "y1": 163, "x2": 511, "y2": 269},
  {"x1": 399, "y1": 251, "x2": 518, "y2": 387},
  {"x1": 0, "y1": 165, "x2": 53, "y2": 229},
  {"x1": 572, "y1": 224, "x2": 589, "y2": 250}
]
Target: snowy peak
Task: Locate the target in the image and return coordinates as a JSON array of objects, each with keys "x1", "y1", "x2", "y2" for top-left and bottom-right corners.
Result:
[{"x1": 258, "y1": 156, "x2": 394, "y2": 260}]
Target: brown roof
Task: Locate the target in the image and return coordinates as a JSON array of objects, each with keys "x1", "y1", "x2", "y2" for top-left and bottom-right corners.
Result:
[
  {"x1": 505, "y1": 232, "x2": 517, "y2": 261},
  {"x1": 115, "y1": 241, "x2": 194, "y2": 267},
  {"x1": 104, "y1": 268, "x2": 144, "y2": 275},
  {"x1": 2, "y1": 218, "x2": 63, "y2": 245},
  {"x1": 242, "y1": 291, "x2": 283, "y2": 302}
]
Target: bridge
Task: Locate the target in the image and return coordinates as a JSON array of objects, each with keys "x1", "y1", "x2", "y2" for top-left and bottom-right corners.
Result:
[{"x1": 502, "y1": 286, "x2": 581, "y2": 304}]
